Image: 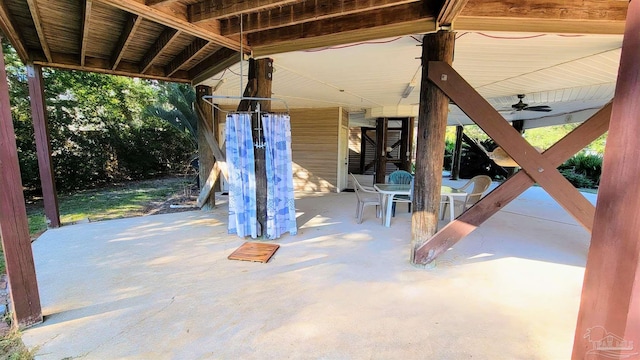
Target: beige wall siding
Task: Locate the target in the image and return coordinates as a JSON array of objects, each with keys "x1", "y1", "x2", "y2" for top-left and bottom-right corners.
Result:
[{"x1": 290, "y1": 108, "x2": 339, "y2": 192}]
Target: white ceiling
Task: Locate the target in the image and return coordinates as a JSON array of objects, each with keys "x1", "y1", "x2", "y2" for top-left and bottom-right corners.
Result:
[{"x1": 202, "y1": 31, "x2": 623, "y2": 128}]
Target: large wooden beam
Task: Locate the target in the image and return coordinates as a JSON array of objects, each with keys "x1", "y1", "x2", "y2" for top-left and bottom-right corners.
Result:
[
  {"x1": 220, "y1": 0, "x2": 419, "y2": 36},
  {"x1": 95, "y1": 0, "x2": 248, "y2": 53},
  {"x1": 410, "y1": 31, "x2": 455, "y2": 265},
  {"x1": 139, "y1": 27, "x2": 181, "y2": 73},
  {"x1": 26, "y1": 0, "x2": 52, "y2": 62},
  {"x1": 414, "y1": 102, "x2": 612, "y2": 264},
  {"x1": 27, "y1": 63, "x2": 60, "y2": 228},
  {"x1": 196, "y1": 85, "x2": 216, "y2": 209},
  {"x1": 573, "y1": 1, "x2": 640, "y2": 357},
  {"x1": 189, "y1": 47, "x2": 239, "y2": 85},
  {"x1": 165, "y1": 38, "x2": 209, "y2": 77},
  {"x1": 80, "y1": 0, "x2": 93, "y2": 67},
  {"x1": 0, "y1": 42, "x2": 43, "y2": 328},
  {"x1": 249, "y1": 2, "x2": 437, "y2": 57},
  {"x1": 110, "y1": 14, "x2": 143, "y2": 70},
  {"x1": 456, "y1": 0, "x2": 627, "y2": 34},
  {"x1": 437, "y1": 0, "x2": 470, "y2": 27},
  {"x1": 427, "y1": 61, "x2": 595, "y2": 230},
  {"x1": 0, "y1": 2, "x2": 29, "y2": 62},
  {"x1": 189, "y1": 0, "x2": 299, "y2": 22}
]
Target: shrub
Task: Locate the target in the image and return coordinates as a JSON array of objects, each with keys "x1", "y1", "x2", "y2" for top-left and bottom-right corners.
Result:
[{"x1": 558, "y1": 153, "x2": 603, "y2": 188}]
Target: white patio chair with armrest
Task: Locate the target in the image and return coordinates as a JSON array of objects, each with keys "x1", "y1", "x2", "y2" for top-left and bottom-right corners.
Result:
[
  {"x1": 350, "y1": 173, "x2": 382, "y2": 224},
  {"x1": 441, "y1": 175, "x2": 492, "y2": 220}
]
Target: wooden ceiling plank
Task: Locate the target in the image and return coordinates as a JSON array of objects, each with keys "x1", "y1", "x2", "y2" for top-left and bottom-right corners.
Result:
[
  {"x1": 437, "y1": 0, "x2": 470, "y2": 27},
  {"x1": 110, "y1": 14, "x2": 143, "y2": 70},
  {"x1": 454, "y1": 17, "x2": 626, "y2": 34},
  {"x1": 166, "y1": 38, "x2": 209, "y2": 77},
  {"x1": 189, "y1": 0, "x2": 300, "y2": 22},
  {"x1": 146, "y1": 0, "x2": 182, "y2": 6},
  {"x1": 41, "y1": 52, "x2": 191, "y2": 82},
  {"x1": 95, "y1": 0, "x2": 248, "y2": 53},
  {"x1": 0, "y1": 2, "x2": 30, "y2": 62},
  {"x1": 221, "y1": 0, "x2": 420, "y2": 36},
  {"x1": 26, "y1": 0, "x2": 52, "y2": 62},
  {"x1": 80, "y1": 0, "x2": 93, "y2": 67},
  {"x1": 189, "y1": 47, "x2": 239, "y2": 85},
  {"x1": 249, "y1": 2, "x2": 437, "y2": 56},
  {"x1": 140, "y1": 28, "x2": 181, "y2": 74},
  {"x1": 460, "y1": 0, "x2": 627, "y2": 22}
]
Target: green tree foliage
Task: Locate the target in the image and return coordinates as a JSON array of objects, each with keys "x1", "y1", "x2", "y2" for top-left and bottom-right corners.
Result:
[
  {"x1": 145, "y1": 82, "x2": 198, "y2": 147},
  {"x1": 3, "y1": 41, "x2": 193, "y2": 193}
]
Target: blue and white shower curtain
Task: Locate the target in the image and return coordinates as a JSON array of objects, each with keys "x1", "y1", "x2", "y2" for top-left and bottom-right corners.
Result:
[
  {"x1": 262, "y1": 113, "x2": 297, "y2": 239},
  {"x1": 225, "y1": 112, "x2": 297, "y2": 240},
  {"x1": 225, "y1": 112, "x2": 258, "y2": 238}
]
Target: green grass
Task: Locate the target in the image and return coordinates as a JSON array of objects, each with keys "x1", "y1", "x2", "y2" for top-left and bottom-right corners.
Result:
[
  {"x1": 26, "y1": 176, "x2": 193, "y2": 237},
  {"x1": 0, "y1": 329, "x2": 36, "y2": 360}
]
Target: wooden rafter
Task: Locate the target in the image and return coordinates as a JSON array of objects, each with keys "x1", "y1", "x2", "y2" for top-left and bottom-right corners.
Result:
[
  {"x1": 189, "y1": 47, "x2": 239, "y2": 85},
  {"x1": 26, "y1": 0, "x2": 52, "y2": 62},
  {"x1": 146, "y1": 0, "x2": 182, "y2": 6},
  {"x1": 95, "y1": 0, "x2": 248, "y2": 53},
  {"x1": 80, "y1": 0, "x2": 93, "y2": 67},
  {"x1": 412, "y1": 63, "x2": 612, "y2": 265},
  {"x1": 165, "y1": 38, "x2": 209, "y2": 77},
  {"x1": 250, "y1": 2, "x2": 437, "y2": 56},
  {"x1": 140, "y1": 27, "x2": 181, "y2": 73},
  {"x1": 0, "y1": 2, "x2": 29, "y2": 62},
  {"x1": 189, "y1": 0, "x2": 299, "y2": 22},
  {"x1": 110, "y1": 14, "x2": 143, "y2": 70},
  {"x1": 456, "y1": 0, "x2": 627, "y2": 34},
  {"x1": 220, "y1": 0, "x2": 419, "y2": 36},
  {"x1": 36, "y1": 52, "x2": 190, "y2": 83},
  {"x1": 437, "y1": 0, "x2": 470, "y2": 27}
]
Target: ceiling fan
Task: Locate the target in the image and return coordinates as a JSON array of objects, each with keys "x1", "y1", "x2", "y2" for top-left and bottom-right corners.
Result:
[{"x1": 508, "y1": 94, "x2": 552, "y2": 112}]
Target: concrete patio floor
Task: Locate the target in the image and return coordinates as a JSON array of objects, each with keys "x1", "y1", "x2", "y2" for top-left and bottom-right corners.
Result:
[{"x1": 22, "y1": 179, "x2": 597, "y2": 359}]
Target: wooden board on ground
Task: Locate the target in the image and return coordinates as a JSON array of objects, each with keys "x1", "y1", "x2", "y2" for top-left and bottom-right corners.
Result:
[{"x1": 228, "y1": 242, "x2": 279, "y2": 263}]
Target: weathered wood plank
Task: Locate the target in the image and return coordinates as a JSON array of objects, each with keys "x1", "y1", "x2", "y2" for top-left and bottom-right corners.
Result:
[
  {"x1": 414, "y1": 102, "x2": 612, "y2": 264},
  {"x1": 189, "y1": 47, "x2": 239, "y2": 85},
  {"x1": 437, "y1": 0, "x2": 470, "y2": 26},
  {"x1": 195, "y1": 102, "x2": 228, "y2": 179},
  {"x1": 110, "y1": 14, "x2": 142, "y2": 70},
  {"x1": 189, "y1": 0, "x2": 299, "y2": 22},
  {"x1": 0, "y1": 45, "x2": 43, "y2": 328},
  {"x1": 95, "y1": 0, "x2": 248, "y2": 53},
  {"x1": 249, "y1": 2, "x2": 437, "y2": 56},
  {"x1": 572, "y1": 1, "x2": 640, "y2": 356},
  {"x1": 80, "y1": 0, "x2": 93, "y2": 66},
  {"x1": 139, "y1": 27, "x2": 181, "y2": 73},
  {"x1": 165, "y1": 38, "x2": 208, "y2": 76},
  {"x1": 196, "y1": 85, "x2": 216, "y2": 209},
  {"x1": 427, "y1": 61, "x2": 595, "y2": 230},
  {"x1": 410, "y1": 31, "x2": 455, "y2": 266},
  {"x1": 220, "y1": 0, "x2": 419, "y2": 35},
  {"x1": 0, "y1": 3, "x2": 29, "y2": 61},
  {"x1": 26, "y1": 0, "x2": 52, "y2": 62},
  {"x1": 27, "y1": 63, "x2": 60, "y2": 228}
]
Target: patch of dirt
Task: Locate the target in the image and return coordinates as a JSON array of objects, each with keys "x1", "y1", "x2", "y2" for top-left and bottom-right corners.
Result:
[{"x1": 142, "y1": 184, "x2": 200, "y2": 215}]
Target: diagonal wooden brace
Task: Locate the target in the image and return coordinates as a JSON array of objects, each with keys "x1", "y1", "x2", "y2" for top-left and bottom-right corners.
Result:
[
  {"x1": 414, "y1": 63, "x2": 611, "y2": 264},
  {"x1": 195, "y1": 102, "x2": 228, "y2": 207}
]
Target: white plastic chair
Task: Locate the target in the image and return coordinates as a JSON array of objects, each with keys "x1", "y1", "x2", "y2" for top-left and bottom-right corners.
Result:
[
  {"x1": 350, "y1": 173, "x2": 382, "y2": 224},
  {"x1": 441, "y1": 175, "x2": 492, "y2": 220}
]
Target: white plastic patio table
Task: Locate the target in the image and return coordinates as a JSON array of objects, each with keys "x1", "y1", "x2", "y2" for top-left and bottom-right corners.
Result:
[{"x1": 374, "y1": 183, "x2": 467, "y2": 227}]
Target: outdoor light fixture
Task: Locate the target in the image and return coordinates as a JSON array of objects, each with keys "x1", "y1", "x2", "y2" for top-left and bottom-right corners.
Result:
[{"x1": 401, "y1": 82, "x2": 415, "y2": 98}]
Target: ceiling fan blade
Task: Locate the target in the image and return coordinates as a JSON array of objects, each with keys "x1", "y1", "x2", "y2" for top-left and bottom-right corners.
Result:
[{"x1": 524, "y1": 105, "x2": 552, "y2": 112}]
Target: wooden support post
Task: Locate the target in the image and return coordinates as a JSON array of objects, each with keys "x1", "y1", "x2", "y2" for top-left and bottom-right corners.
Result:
[
  {"x1": 196, "y1": 85, "x2": 216, "y2": 209},
  {"x1": 375, "y1": 118, "x2": 387, "y2": 184},
  {"x1": 573, "y1": 2, "x2": 640, "y2": 357},
  {"x1": 507, "y1": 120, "x2": 525, "y2": 177},
  {"x1": 400, "y1": 118, "x2": 410, "y2": 171},
  {"x1": 0, "y1": 43, "x2": 43, "y2": 328},
  {"x1": 450, "y1": 125, "x2": 463, "y2": 180},
  {"x1": 237, "y1": 58, "x2": 272, "y2": 237},
  {"x1": 410, "y1": 30, "x2": 455, "y2": 265},
  {"x1": 359, "y1": 128, "x2": 366, "y2": 173},
  {"x1": 27, "y1": 63, "x2": 60, "y2": 228}
]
